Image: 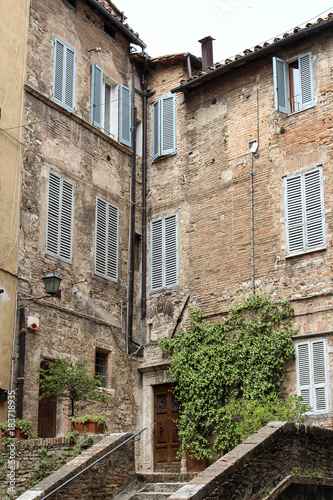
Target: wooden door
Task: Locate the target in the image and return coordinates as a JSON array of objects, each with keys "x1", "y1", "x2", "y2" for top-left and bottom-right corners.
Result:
[
  {"x1": 154, "y1": 384, "x2": 180, "y2": 472},
  {"x1": 38, "y1": 360, "x2": 57, "y2": 438}
]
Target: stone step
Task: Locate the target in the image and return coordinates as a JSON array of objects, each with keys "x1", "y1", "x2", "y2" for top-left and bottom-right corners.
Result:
[
  {"x1": 143, "y1": 483, "x2": 185, "y2": 493},
  {"x1": 130, "y1": 492, "x2": 173, "y2": 500}
]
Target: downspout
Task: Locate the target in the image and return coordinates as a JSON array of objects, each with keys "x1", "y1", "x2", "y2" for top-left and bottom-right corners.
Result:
[
  {"x1": 16, "y1": 308, "x2": 26, "y2": 418},
  {"x1": 126, "y1": 60, "x2": 137, "y2": 354},
  {"x1": 249, "y1": 141, "x2": 258, "y2": 296}
]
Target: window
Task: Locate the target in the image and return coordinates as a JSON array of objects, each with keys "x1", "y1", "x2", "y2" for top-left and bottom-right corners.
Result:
[
  {"x1": 296, "y1": 339, "x2": 329, "y2": 414},
  {"x1": 53, "y1": 38, "x2": 76, "y2": 111},
  {"x1": 284, "y1": 167, "x2": 326, "y2": 256},
  {"x1": 150, "y1": 213, "x2": 178, "y2": 292},
  {"x1": 273, "y1": 52, "x2": 314, "y2": 114},
  {"x1": 46, "y1": 172, "x2": 74, "y2": 262},
  {"x1": 95, "y1": 196, "x2": 119, "y2": 282},
  {"x1": 95, "y1": 349, "x2": 108, "y2": 388},
  {"x1": 152, "y1": 95, "x2": 176, "y2": 160},
  {"x1": 91, "y1": 64, "x2": 130, "y2": 146}
]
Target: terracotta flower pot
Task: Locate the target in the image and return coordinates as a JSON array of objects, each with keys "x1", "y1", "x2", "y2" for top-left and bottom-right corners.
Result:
[
  {"x1": 2, "y1": 426, "x2": 28, "y2": 440},
  {"x1": 72, "y1": 420, "x2": 104, "y2": 434}
]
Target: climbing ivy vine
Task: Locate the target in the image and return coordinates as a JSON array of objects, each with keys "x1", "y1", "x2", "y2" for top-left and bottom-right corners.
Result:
[{"x1": 160, "y1": 295, "x2": 309, "y2": 459}]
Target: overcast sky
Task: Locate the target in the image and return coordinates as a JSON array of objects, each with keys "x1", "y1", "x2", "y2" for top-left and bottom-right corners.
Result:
[{"x1": 117, "y1": 0, "x2": 333, "y2": 62}]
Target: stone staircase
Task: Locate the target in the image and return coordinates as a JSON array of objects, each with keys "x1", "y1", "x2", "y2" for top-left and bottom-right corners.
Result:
[{"x1": 115, "y1": 473, "x2": 197, "y2": 500}]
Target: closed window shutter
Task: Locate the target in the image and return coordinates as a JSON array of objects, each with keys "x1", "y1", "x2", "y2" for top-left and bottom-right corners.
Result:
[
  {"x1": 59, "y1": 179, "x2": 74, "y2": 261},
  {"x1": 299, "y1": 52, "x2": 314, "y2": 109},
  {"x1": 304, "y1": 168, "x2": 325, "y2": 250},
  {"x1": 285, "y1": 175, "x2": 304, "y2": 254},
  {"x1": 151, "y1": 218, "x2": 163, "y2": 291},
  {"x1": 296, "y1": 342, "x2": 311, "y2": 408},
  {"x1": 273, "y1": 57, "x2": 288, "y2": 114},
  {"x1": 53, "y1": 40, "x2": 64, "y2": 105},
  {"x1": 161, "y1": 96, "x2": 176, "y2": 155},
  {"x1": 65, "y1": 47, "x2": 75, "y2": 111},
  {"x1": 91, "y1": 64, "x2": 103, "y2": 128},
  {"x1": 47, "y1": 172, "x2": 61, "y2": 255},
  {"x1": 312, "y1": 340, "x2": 328, "y2": 413},
  {"x1": 152, "y1": 100, "x2": 160, "y2": 160},
  {"x1": 95, "y1": 197, "x2": 118, "y2": 281},
  {"x1": 164, "y1": 214, "x2": 178, "y2": 288},
  {"x1": 46, "y1": 172, "x2": 73, "y2": 262},
  {"x1": 119, "y1": 84, "x2": 131, "y2": 147}
]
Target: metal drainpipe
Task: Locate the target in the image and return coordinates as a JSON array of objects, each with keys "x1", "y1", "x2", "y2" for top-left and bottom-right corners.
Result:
[
  {"x1": 16, "y1": 308, "x2": 26, "y2": 418},
  {"x1": 126, "y1": 61, "x2": 137, "y2": 354},
  {"x1": 250, "y1": 151, "x2": 255, "y2": 296}
]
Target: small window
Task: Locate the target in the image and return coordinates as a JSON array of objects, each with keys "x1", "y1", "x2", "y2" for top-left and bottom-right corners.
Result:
[
  {"x1": 273, "y1": 52, "x2": 314, "y2": 114},
  {"x1": 95, "y1": 350, "x2": 108, "y2": 388},
  {"x1": 150, "y1": 213, "x2": 178, "y2": 292},
  {"x1": 284, "y1": 167, "x2": 326, "y2": 256},
  {"x1": 53, "y1": 38, "x2": 76, "y2": 111},
  {"x1": 296, "y1": 339, "x2": 329, "y2": 414},
  {"x1": 95, "y1": 196, "x2": 119, "y2": 282},
  {"x1": 152, "y1": 95, "x2": 176, "y2": 160},
  {"x1": 46, "y1": 171, "x2": 74, "y2": 262}
]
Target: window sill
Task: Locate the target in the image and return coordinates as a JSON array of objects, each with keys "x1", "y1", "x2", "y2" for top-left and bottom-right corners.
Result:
[
  {"x1": 285, "y1": 246, "x2": 326, "y2": 259},
  {"x1": 279, "y1": 104, "x2": 315, "y2": 117}
]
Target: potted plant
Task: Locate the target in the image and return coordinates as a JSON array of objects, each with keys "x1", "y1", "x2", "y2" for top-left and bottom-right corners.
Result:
[
  {"x1": 0, "y1": 418, "x2": 38, "y2": 441},
  {"x1": 69, "y1": 413, "x2": 108, "y2": 434}
]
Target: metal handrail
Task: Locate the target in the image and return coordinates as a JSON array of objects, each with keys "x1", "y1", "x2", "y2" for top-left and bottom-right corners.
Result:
[{"x1": 41, "y1": 428, "x2": 146, "y2": 500}]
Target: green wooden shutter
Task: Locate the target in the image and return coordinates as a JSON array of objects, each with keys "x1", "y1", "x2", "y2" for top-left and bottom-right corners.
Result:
[
  {"x1": 91, "y1": 64, "x2": 103, "y2": 128},
  {"x1": 107, "y1": 203, "x2": 118, "y2": 281},
  {"x1": 304, "y1": 168, "x2": 325, "y2": 251},
  {"x1": 284, "y1": 175, "x2": 304, "y2": 254},
  {"x1": 95, "y1": 197, "x2": 118, "y2": 281},
  {"x1": 161, "y1": 96, "x2": 176, "y2": 155},
  {"x1": 53, "y1": 38, "x2": 75, "y2": 111},
  {"x1": 299, "y1": 52, "x2": 314, "y2": 109},
  {"x1": 164, "y1": 214, "x2": 178, "y2": 288},
  {"x1": 152, "y1": 100, "x2": 160, "y2": 160},
  {"x1": 273, "y1": 57, "x2": 288, "y2": 114},
  {"x1": 119, "y1": 84, "x2": 131, "y2": 147},
  {"x1": 151, "y1": 218, "x2": 163, "y2": 291}
]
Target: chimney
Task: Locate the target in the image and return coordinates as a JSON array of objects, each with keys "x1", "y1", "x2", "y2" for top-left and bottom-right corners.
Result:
[{"x1": 199, "y1": 36, "x2": 215, "y2": 71}]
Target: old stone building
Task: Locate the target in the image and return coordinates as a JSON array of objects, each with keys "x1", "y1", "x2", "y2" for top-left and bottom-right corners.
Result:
[{"x1": 1, "y1": 0, "x2": 333, "y2": 477}]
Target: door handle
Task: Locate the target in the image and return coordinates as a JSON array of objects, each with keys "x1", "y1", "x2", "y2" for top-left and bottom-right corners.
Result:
[{"x1": 159, "y1": 425, "x2": 163, "y2": 432}]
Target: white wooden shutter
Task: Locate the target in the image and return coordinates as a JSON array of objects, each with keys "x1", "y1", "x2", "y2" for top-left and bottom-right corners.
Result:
[
  {"x1": 285, "y1": 175, "x2": 304, "y2": 254},
  {"x1": 164, "y1": 214, "x2": 178, "y2": 288},
  {"x1": 64, "y1": 46, "x2": 75, "y2": 111},
  {"x1": 161, "y1": 96, "x2": 176, "y2": 155},
  {"x1": 151, "y1": 218, "x2": 163, "y2": 291},
  {"x1": 47, "y1": 172, "x2": 73, "y2": 262},
  {"x1": 312, "y1": 340, "x2": 328, "y2": 413},
  {"x1": 91, "y1": 64, "x2": 103, "y2": 128},
  {"x1": 296, "y1": 342, "x2": 311, "y2": 409},
  {"x1": 273, "y1": 57, "x2": 288, "y2": 114},
  {"x1": 53, "y1": 39, "x2": 64, "y2": 105},
  {"x1": 299, "y1": 52, "x2": 314, "y2": 109},
  {"x1": 95, "y1": 197, "x2": 118, "y2": 281},
  {"x1": 152, "y1": 100, "x2": 160, "y2": 160},
  {"x1": 304, "y1": 168, "x2": 325, "y2": 251},
  {"x1": 119, "y1": 84, "x2": 131, "y2": 147}
]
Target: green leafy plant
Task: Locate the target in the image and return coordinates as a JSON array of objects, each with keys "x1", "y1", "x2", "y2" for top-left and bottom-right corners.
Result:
[
  {"x1": 69, "y1": 412, "x2": 108, "y2": 432},
  {"x1": 65, "y1": 429, "x2": 79, "y2": 443},
  {"x1": 29, "y1": 447, "x2": 57, "y2": 487},
  {"x1": 160, "y1": 295, "x2": 309, "y2": 459},
  {"x1": 34, "y1": 357, "x2": 111, "y2": 421},
  {"x1": 0, "y1": 418, "x2": 38, "y2": 440}
]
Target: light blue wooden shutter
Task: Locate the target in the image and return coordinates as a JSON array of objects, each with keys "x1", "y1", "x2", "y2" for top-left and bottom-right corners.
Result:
[
  {"x1": 273, "y1": 57, "x2": 288, "y2": 114},
  {"x1": 47, "y1": 172, "x2": 61, "y2": 255},
  {"x1": 299, "y1": 52, "x2": 314, "y2": 109},
  {"x1": 47, "y1": 172, "x2": 73, "y2": 262},
  {"x1": 53, "y1": 39, "x2": 64, "y2": 105},
  {"x1": 161, "y1": 96, "x2": 176, "y2": 155},
  {"x1": 296, "y1": 342, "x2": 311, "y2": 409},
  {"x1": 304, "y1": 168, "x2": 325, "y2": 251},
  {"x1": 107, "y1": 203, "x2": 118, "y2": 281},
  {"x1": 95, "y1": 197, "x2": 118, "y2": 281},
  {"x1": 151, "y1": 218, "x2": 163, "y2": 291},
  {"x1": 119, "y1": 84, "x2": 131, "y2": 147},
  {"x1": 64, "y1": 46, "x2": 75, "y2": 111},
  {"x1": 91, "y1": 64, "x2": 103, "y2": 128},
  {"x1": 285, "y1": 175, "x2": 304, "y2": 254},
  {"x1": 152, "y1": 100, "x2": 160, "y2": 160},
  {"x1": 164, "y1": 214, "x2": 178, "y2": 288},
  {"x1": 312, "y1": 340, "x2": 328, "y2": 413}
]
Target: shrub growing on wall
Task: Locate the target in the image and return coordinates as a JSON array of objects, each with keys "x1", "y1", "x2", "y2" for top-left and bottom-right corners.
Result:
[{"x1": 160, "y1": 295, "x2": 309, "y2": 459}]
